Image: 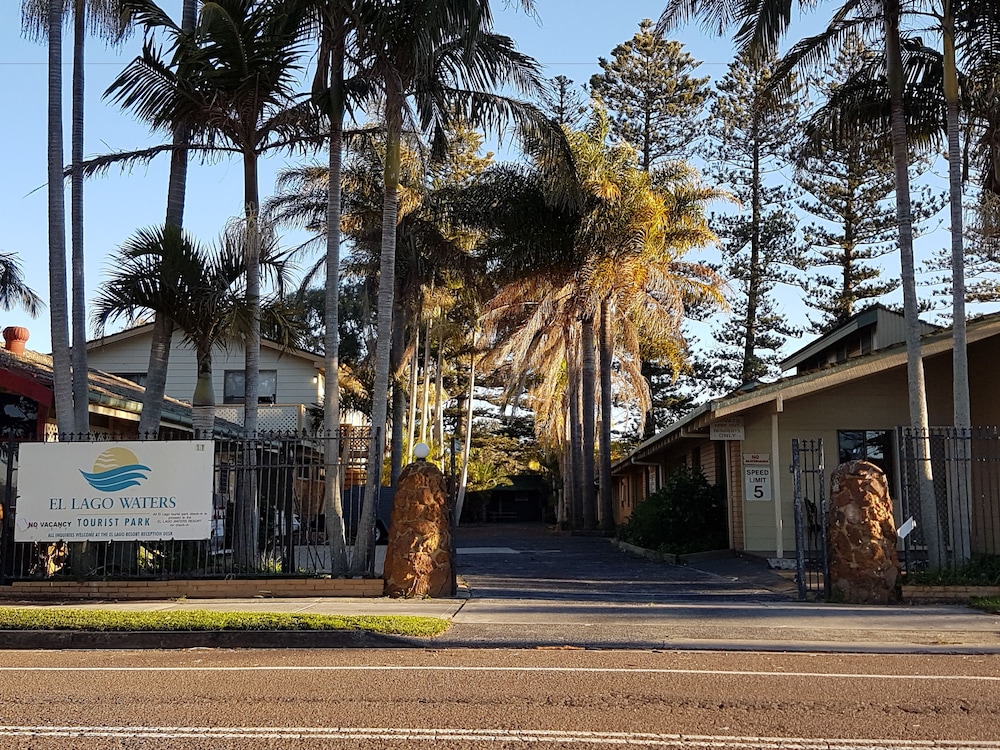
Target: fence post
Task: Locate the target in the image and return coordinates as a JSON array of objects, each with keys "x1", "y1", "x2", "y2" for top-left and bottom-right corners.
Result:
[
  {"x1": 815, "y1": 439, "x2": 829, "y2": 600},
  {"x1": 791, "y1": 438, "x2": 807, "y2": 601},
  {"x1": 0, "y1": 437, "x2": 15, "y2": 586}
]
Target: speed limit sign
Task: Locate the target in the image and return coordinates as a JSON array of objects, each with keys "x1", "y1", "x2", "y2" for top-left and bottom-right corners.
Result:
[{"x1": 743, "y1": 454, "x2": 772, "y2": 502}]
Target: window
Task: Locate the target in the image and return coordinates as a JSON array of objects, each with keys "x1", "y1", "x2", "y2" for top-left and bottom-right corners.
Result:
[
  {"x1": 838, "y1": 429, "x2": 895, "y2": 492},
  {"x1": 224, "y1": 370, "x2": 277, "y2": 404}
]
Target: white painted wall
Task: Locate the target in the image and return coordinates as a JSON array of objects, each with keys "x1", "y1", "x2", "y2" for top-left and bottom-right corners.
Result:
[{"x1": 87, "y1": 330, "x2": 323, "y2": 407}]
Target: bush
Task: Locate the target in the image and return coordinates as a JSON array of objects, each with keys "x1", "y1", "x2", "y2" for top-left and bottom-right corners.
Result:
[
  {"x1": 618, "y1": 465, "x2": 727, "y2": 555},
  {"x1": 906, "y1": 554, "x2": 1000, "y2": 586}
]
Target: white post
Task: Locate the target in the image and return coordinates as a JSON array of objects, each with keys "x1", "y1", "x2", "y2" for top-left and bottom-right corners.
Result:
[{"x1": 772, "y1": 406, "x2": 783, "y2": 558}]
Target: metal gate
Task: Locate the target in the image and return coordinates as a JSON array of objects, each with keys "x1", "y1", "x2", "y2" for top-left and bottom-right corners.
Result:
[{"x1": 790, "y1": 438, "x2": 829, "y2": 600}]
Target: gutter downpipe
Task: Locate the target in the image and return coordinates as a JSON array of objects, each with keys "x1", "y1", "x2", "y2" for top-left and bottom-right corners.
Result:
[
  {"x1": 630, "y1": 457, "x2": 661, "y2": 505},
  {"x1": 772, "y1": 395, "x2": 783, "y2": 559}
]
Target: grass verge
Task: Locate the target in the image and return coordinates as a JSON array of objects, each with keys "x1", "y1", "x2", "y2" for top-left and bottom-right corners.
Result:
[
  {"x1": 0, "y1": 607, "x2": 449, "y2": 637},
  {"x1": 970, "y1": 597, "x2": 1000, "y2": 615}
]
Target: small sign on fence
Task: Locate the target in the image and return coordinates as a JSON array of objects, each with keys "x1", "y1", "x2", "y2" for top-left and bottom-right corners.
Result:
[
  {"x1": 897, "y1": 516, "x2": 916, "y2": 540},
  {"x1": 15, "y1": 441, "x2": 214, "y2": 542}
]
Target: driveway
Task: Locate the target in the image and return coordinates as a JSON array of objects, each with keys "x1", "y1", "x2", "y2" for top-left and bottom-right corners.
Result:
[{"x1": 453, "y1": 523, "x2": 796, "y2": 603}]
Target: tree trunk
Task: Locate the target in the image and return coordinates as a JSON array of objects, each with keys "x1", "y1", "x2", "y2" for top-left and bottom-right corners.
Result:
[
  {"x1": 581, "y1": 316, "x2": 596, "y2": 529},
  {"x1": 138, "y1": 317, "x2": 174, "y2": 436},
  {"x1": 351, "y1": 97, "x2": 403, "y2": 576},
  {"x1": 598, "y1": 296, "x2": 615, "y2": 533},
  {"x1": 420, "y1": 317, "x2": 432, "y2": 444},
  {"x1": 406, "y1": 326, "x2": 419, "y2": 464},
  {"x1": 566, "y1": 329, "x2": 583, "y2": 529},
  {"x1": 943, "y1": 0, "x2": 969, "y2": 428},
  {"x1": 71, "y1": 1, "x2": 89, "y2": 434},
  {"x1": 234, "y1": 151, "x2": 261, "y2": 571},
  {"x1": 884, "y1": 0, "x2": 940, "y2": 566},
  {"x1": 191, "y1": 347, "x2": 216, "y2": 436},
  {"x1": 389, "y1": 283, "x2": 406, "y2": 486},
  {"x1": 48, "y1": 0, "x2": 75, "y2": 436},
  {"x1": 242, "y1": 151, "x2": 261, "y2": 437},
  {"x1": 141, "y1": 0, "x2": 196, "y2": 436},
  {"x1": 454, "y1": 350, "x2": 476, "y2": 525},
  {"x1": 943, "y1": 0, "x2": 972, "y2": 563},
  {"x1": 323, "y1": 7, "x2": 348, "y2": 576},
  {"x1": 569, "y1": 354, "x2": 585, "y2": 529},
  {"x1": 433, "y1": 323, "x2": 444, "y2": 449},
  {"x1": 742, "y1": 131, "x2": 763, "y2": 385}
]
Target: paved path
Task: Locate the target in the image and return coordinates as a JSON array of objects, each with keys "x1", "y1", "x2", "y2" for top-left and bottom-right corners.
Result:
[
  {"x1": 4, "y1": 523, "x2": 1000, "y2": 653},
  {"x1": 440, "y1": 523, "x2": 1000, "y2": 653},
  {"x1": 453, "y1": 523, "x2": 795, "y2": 603}
]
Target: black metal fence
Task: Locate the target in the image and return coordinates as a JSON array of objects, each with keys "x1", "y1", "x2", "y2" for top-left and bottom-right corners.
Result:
[
  {"x1": 898, "y1": 426, "x2": 1000, "y2": 571},
  {"x1": 790, "y1": 438, "x2": 829, "y2": 600},
  {"x1": 0, "y1": 429, "x2": 379, "y2": 583}
]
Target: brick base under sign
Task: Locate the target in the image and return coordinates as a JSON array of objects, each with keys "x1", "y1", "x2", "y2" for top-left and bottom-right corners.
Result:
[{"x1": 0, "y1": 578, "x2": 385, "y2": 600}]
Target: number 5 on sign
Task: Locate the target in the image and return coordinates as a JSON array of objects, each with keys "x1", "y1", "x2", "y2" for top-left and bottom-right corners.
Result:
[{"x1": 744, "y1": 465, "x2": 772, "y2": 502}]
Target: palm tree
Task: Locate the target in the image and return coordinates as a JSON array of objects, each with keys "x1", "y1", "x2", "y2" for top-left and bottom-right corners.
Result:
[
  {"x1": 93, "y1": 222, "x2": 297, "y2": 566},
  {"x1": 312, "y1": 0, "x2": 354, "y2": 576},
  {"x1": 475, "y1": 109, "x2": 726, "y2": 531},
  {"x1": 348, "y1": 0, "x2": 548, "y2": 572},
  {"x1": 23, "y1": 0, "x2": 133, "y2": 432},
  {"x1": 20, "y1": 0, "x2": 74, "y2": 434},
  {"x1": 139, "y1": 0, "x2": 197, "y2": 437},
  {"x1": 0, "y1": 251, "x2": 44, "y2": 316},
  {"x1": 269, "y1": 120, "x2": 496, "y2": 560},
  {"x1": 106, "y1": 0, "x2": 313, "y2": 437},
  {"x1": 93, "y1": 225, "x2": 251, "y2": 433}
]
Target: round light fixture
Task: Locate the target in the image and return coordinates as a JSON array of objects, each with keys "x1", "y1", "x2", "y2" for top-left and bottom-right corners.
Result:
[{"x1": 413, "y1": 442, "x2": 431, "y2": 460}]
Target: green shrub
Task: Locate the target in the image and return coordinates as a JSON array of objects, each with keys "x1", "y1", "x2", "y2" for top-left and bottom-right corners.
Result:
[
  {"x1": 972, "y1": 597, "x2": 1000, "y2": 614},
  {"x1": 617, "y1": 465, "x2": 727, "y2": 555},
  {"x1": 906, "y1": 555, "x2": 1000, "y2": 586}
]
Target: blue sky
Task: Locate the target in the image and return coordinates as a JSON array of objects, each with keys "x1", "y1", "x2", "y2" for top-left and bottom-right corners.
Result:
[
  {"x1": 0, "y1": 0, "x2": 963, "y2": 360},
  {"x1": 0, "y1": 1, "x2": 744, "y2": 354}
]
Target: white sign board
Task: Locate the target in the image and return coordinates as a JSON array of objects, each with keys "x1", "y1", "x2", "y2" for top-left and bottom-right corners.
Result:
[
  {"x1": 711, "y1": 417, "x2": 745, "y2": 441},
  {"x1": 15, "y1": 441, "x2": 214, "y2": 542},
  {"x1": 743, "y1": 454, "x2": 772, "y2": 502},
  {"x1": 898, "y1": 516, "x2": 916, "y2": 540}
]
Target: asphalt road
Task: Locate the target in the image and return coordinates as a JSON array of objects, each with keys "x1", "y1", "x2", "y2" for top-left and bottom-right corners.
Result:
[
  {"x1": 453, "y1": 524, "x2": 795, "y2": 603},
  {"x1": 1, "y1": 648, "x2": 998, "y2": 749}
]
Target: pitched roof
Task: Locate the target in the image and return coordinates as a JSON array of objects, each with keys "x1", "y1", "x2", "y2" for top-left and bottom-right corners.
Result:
[
  {"x1": 615, "y1": 311, "x2": 1000, "y2": 469},
  {"x1": 87, "y1": 323, "x2": 326, "y2": 368},
  {"x1": 780, "y1": 304, "x2": 939, "y2": 373},
  {"x1": 0, "y1": 346, "x2": 196, "y2": 430}
]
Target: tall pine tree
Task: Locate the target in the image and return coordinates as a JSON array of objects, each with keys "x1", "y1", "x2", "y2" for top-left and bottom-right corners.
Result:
[
  {"x1": 539, "y1": 75, "x2": 588, "y2": 129},
  {"x1": 795, "y1": 40, "x2": 899, "y2": 333},
  {"x1": 590, "y1": 18, "x2": 710, "y2": 170},
  {"x1": 795, "y1": 38, "x2": 943, "y2": 333},
  {"x1": 591, "y1": 19, "x2": 711, "y2": 435},
  {"x1": 707, "y1": 51, "x2": 804, "y2": 393}
]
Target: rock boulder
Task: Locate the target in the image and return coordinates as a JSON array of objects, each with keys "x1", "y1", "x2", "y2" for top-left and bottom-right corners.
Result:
[
  {"x1": 382, "y1": 461, "x2": 454, "y2": 598},
  {"x1": 828, "y1": 460, "x2": 901, "y2": 604}
]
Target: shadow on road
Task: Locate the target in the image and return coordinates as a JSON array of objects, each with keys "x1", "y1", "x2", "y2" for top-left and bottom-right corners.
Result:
[{"x1": 453, "y1": 523, "x2": 795, "y2": 603}]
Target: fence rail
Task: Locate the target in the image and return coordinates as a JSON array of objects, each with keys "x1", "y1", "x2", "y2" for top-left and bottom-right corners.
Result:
[
  {"x1": 898, "y1": 426, "x2": 1000, "y2": 571},
  {"x1": 0, "y1": 429, "x2": 380, "y2": 583}
]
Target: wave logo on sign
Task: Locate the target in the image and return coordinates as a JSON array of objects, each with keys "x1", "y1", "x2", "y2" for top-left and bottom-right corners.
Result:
[{"x1": 80, "y1": 448, "x2": 151, "y2": 492}]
